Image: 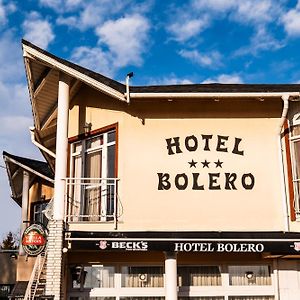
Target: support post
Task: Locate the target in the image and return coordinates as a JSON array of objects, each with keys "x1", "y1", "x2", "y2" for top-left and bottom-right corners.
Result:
[
  {"x1": 45, "y1": 72, "x2": 70, "y2": 300},
  {"x1": 165, "y1": 251, "x2": 177, "y2": 300},
  {"x1": 19, "y1": 170, "x2": 29, "y2": 256}
]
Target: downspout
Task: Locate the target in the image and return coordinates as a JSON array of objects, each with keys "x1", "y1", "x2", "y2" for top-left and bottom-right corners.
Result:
[
  {"x1": 279, "y1": 94, "x2": 290, "y2": 231},
  {"x1": 29, "y1": 126, "x2": 56, "y2": 158},
  {"x1": 278, "y1": 94, "x2": 289, "y2": 134},
  {"x1": 125, "y1": 72, "x2": 134, "y2": 104}
]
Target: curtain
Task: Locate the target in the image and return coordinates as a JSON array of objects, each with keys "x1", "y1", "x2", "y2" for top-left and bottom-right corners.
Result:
[
  {"x1": 84, "y1": 149, "x2": 102, "y2": 221},
  {"x1": 121, "y1": 266, "x2": 164, "y2": 288},
  {"x1": 178, "y1": 266, "x2": 221, "y2": 286},
  {"x1": 228, "y1": 266, "x2": 271, "y2": 286},
  {"x1": 228, "y1": 297, "x2": 274, "y2": 300}
]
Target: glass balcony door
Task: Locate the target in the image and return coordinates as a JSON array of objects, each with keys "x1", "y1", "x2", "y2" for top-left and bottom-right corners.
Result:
[{"x1": 69, "y1": 129, "x2": 116, "y2": 221}]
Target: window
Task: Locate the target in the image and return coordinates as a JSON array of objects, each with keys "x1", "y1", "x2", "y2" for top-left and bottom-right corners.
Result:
[
  {"x1": 178, "y1": 266, "x2": 221, "y2": 286},
  {"x1": 228, "y1": 297, "x2": 274, "y2": 300},
  {"x1": 0, "y1": 284, "x2": 14, "y2": 298},
  {"x1": 290, "y1": 115, "x2": 300, "y2": 218},
  {"x1": 71, "y1": 265, "x2": 115, "y2": 290},
  {"x1": 228, "y1": 265, "x2": 271, "y2": 286},
  {"x1": 121, "y1": 266, "x2": 164, "y2": 288},
  {"x1": 68, "y1": 263, "x2": 275, "y2": 300},
  {"x1": 31, "y1": 201, "x2": 49, "y2": 226},
  {"x1": 68, "y1": 128, "x2": 117, "y2": 221}
]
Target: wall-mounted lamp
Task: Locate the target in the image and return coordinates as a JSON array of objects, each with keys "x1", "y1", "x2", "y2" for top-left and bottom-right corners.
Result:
[
  {"x1": 138, "y1": 273, "x2": 148, "y2": 282},
  {"x1": 10, "y1": 253, "x2": 17, "y2": 259},
  {"x1": 84, "y1": 122, "x2": 92, "y2": 134},
  {"x1": 245, "y1": 271, "x2": 255, "y2": 280}
]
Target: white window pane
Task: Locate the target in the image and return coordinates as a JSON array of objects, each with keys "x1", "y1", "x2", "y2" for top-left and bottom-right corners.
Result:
[{"x1": 83, "y1": 266, "x2": 115, "y2": 288}]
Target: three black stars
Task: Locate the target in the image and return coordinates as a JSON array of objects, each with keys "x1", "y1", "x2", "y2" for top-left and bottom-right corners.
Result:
[{"x1": 188, "y1": 159, "x2": 223, "y2": 168}]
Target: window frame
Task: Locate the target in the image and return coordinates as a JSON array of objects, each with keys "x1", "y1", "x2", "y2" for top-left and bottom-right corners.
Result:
[{"x1": 67, "y1": 124, "x2": 118, "y2": 222}]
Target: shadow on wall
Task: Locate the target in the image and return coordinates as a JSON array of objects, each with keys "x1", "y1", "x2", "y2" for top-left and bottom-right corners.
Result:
[{"x1": 0, "y1": 252, "x2": 17, "y2": 285}]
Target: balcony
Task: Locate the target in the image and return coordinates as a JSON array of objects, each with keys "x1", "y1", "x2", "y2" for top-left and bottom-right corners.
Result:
[{"x1": 65, "y1": 178, "x2": 120, "y2": 226}]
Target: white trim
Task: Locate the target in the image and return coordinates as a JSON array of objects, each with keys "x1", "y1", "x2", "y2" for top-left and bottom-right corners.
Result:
[
  {"x1": 130, "y1": 92, "x2": 300, "y2": 99},
  {"x1": 65, "y1": 237, "x2": 300, "y2": 242},
  {"x1": 3, "y1": 155, "x2": 53, "y2": 183},
  {"x1": 23, "y1": 44, "x2": 126, "y2": 103}
]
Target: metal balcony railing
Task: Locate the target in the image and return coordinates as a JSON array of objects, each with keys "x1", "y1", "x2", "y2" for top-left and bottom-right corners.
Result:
[{"x1": 64, "y1": 178, "x2": 119, "y2": 226}]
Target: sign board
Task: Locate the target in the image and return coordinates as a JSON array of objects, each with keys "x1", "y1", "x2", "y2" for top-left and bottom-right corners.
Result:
[
  {"x1": 70, "y1": 239, "x2": 300, "y2": 254},
  {"x1": 22, "y1": 223, "x2": 47, "y2": 256}
]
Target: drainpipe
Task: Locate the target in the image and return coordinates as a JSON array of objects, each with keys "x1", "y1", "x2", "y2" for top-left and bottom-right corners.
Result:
[
  {"x1": 278, "y1": 94, "x2": 290, "y2": 135},
  {"x1": 29, "y1": 126, "x2": 56, "y2": 158},
  {"x1": 125, "y1": 72, "x2": 134, "y2": 104},
  {"x1": 279, "y1": 94, "x2": 290, "y2": 231},
  {"x1": 19, "y1": 170, "x2": 29, "y2": 256}
]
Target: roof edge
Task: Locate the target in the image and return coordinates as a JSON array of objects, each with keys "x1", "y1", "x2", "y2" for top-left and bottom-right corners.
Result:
[{"x1": 22, "y1": 39, "x2": 126, "y2": 102}]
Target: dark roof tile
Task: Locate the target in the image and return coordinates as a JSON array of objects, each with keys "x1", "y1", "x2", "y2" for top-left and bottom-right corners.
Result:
[{"x1": 3, "y1": 151, "x2": 53, "y2": 179}]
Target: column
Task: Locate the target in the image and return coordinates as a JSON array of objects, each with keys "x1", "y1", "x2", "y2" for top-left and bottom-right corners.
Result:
[
  {"x1": 165, "y1": 252, "x2": 178, "y2": 300},
  {"x1": 45, "y1": 72, "x2": 70, "y2": 300},
  {"x1": 19, "y1": 170, "x2": 29, "y2": 255}
]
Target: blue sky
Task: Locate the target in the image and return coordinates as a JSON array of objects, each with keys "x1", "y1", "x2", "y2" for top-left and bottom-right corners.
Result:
[{"x1": 1, "y1": 0, "x2": 300, "y2": 239}]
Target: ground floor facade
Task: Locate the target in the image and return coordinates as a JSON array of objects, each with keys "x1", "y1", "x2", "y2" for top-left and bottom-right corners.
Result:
[
  {"x1": 60, "y1": 232, "x2": 300, "y2": 300},
  {"x1": 65, "y1": 251, "x2": 300, "y2": 300}
]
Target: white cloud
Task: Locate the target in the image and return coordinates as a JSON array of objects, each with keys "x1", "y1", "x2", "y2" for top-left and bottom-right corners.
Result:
[
  {"x1": 96, "y1": 14, "x2": 150, "y2": 68},
  {"x1": 232, "y1": 0, "x2": 275, "y2": 25},
  {"x1": 179, "y1": 49, "x2": 223, "y2": 68},
  {"x1": 192, "y1": 0, "x2": 279, "y2": 25},
  {"x1": 23, "y1": 12, "x2": 55, "y2": 49},
  {"x1": 0, "y1": 32, "x2": 23, "y2": 83},
  {"x1": 148, "y1": 75, "x2": 193, "y2": 85},
  {"x1": 202, "y1": 74, "x2": 243, "y2": 84},
  {"x1": 167, "y1": 0, "x2": 283, "y2": 53},
  {"x1": 71, "y1": 46, "x2": 114, "y2": 77},
  {"x1": 39, "y1": 0, "x2": 84, "y2": 12},
  {"x1": 167, "y1": 17, "x2": 210, "y2": 42},
  {"x1": 234, "y1": 26, "x2": 284, "y2": 56},
  {"x1": 192, "y1": 0, "x2": 236, "y2": 12},
  {"x1": 54, "y1": 0, "x2": 134, "y2": 30},
  {"x1": 0, "y1": 0, "x2": 16, "y2": 25},
  {"x1": 282, "y1": 8, "x2": 300, "y2": 36},
  {"x1": 56, "y1": 15, "x2": 77, "y2": 27}
]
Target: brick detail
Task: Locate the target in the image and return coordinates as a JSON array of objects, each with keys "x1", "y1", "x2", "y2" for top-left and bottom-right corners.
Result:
[{"x1": 45, "y1": 220, "x2": 64, "y2": 300}]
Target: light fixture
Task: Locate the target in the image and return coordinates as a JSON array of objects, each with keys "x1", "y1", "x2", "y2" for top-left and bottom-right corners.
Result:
[
  {"x1": 245, "y1": 271, "x2": 254, "y2": 280},
  {"x1": 10, "y1": 253, "x2": 17, "y2": 259},
  {"x1": 138, "y1": 273, "x2": 148, "y2": 282},
  {"x1": 83, "y1": 122, "x2": 92, "y2": 134}
]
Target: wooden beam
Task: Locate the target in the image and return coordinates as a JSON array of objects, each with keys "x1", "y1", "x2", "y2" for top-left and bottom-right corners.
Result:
[{"x1": 33, "y1": 67, "x2": 53, "y2": 99}]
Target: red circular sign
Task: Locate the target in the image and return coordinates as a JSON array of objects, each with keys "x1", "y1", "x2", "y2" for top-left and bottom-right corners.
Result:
[{"x1": 22, "y1": 224, "x2": 47, "y2": 256}]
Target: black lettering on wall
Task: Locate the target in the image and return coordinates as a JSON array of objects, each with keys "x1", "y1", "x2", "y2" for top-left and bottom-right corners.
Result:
[
  {"x1": 216, "y1": 135, "x2": 229, "y2": 152},
  {"x1": 185, "y1": 135, "x2": 198, "y2": 152},
  {"x1": 166, "y1": 137, "x2": 183, "y2": 155},
  {"x1": 201, "y1": 135, "x2": 213, "y2": 151},
  {"x1": 175, "y1": 173, "x2": 188, "y2": 190},
  {"x1": 232, "y1": 138, "x2": 244, "y2": 156},
  {"x1": 209, "y1": 173, "x2": 221, "y2": 190},
  {"x1": 158, "y1": 173, "x2": 171, "y2": 190},
  {"x1": 241, "y1": 173, "x2": 255, "y2": 190},
  {"x1": 225, "y1": 173, "x2": 237, "y2": 190},
  {"x1": 192, "y1": 173, "x2": 204, "y2": 190}
]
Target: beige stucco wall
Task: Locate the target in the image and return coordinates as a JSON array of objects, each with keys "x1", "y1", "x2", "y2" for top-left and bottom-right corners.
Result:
[{"x1": 68, "y1": 87, "x2": 295, "y2": 232}]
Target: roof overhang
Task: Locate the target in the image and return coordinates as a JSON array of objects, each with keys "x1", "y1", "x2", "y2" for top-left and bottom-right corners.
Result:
[
  {"x1": 22, "y1": 40, "x2": 126, "y2": 167},
  {"x1": 3, "y1": 152, "x2": 53, "y2": 206}
]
